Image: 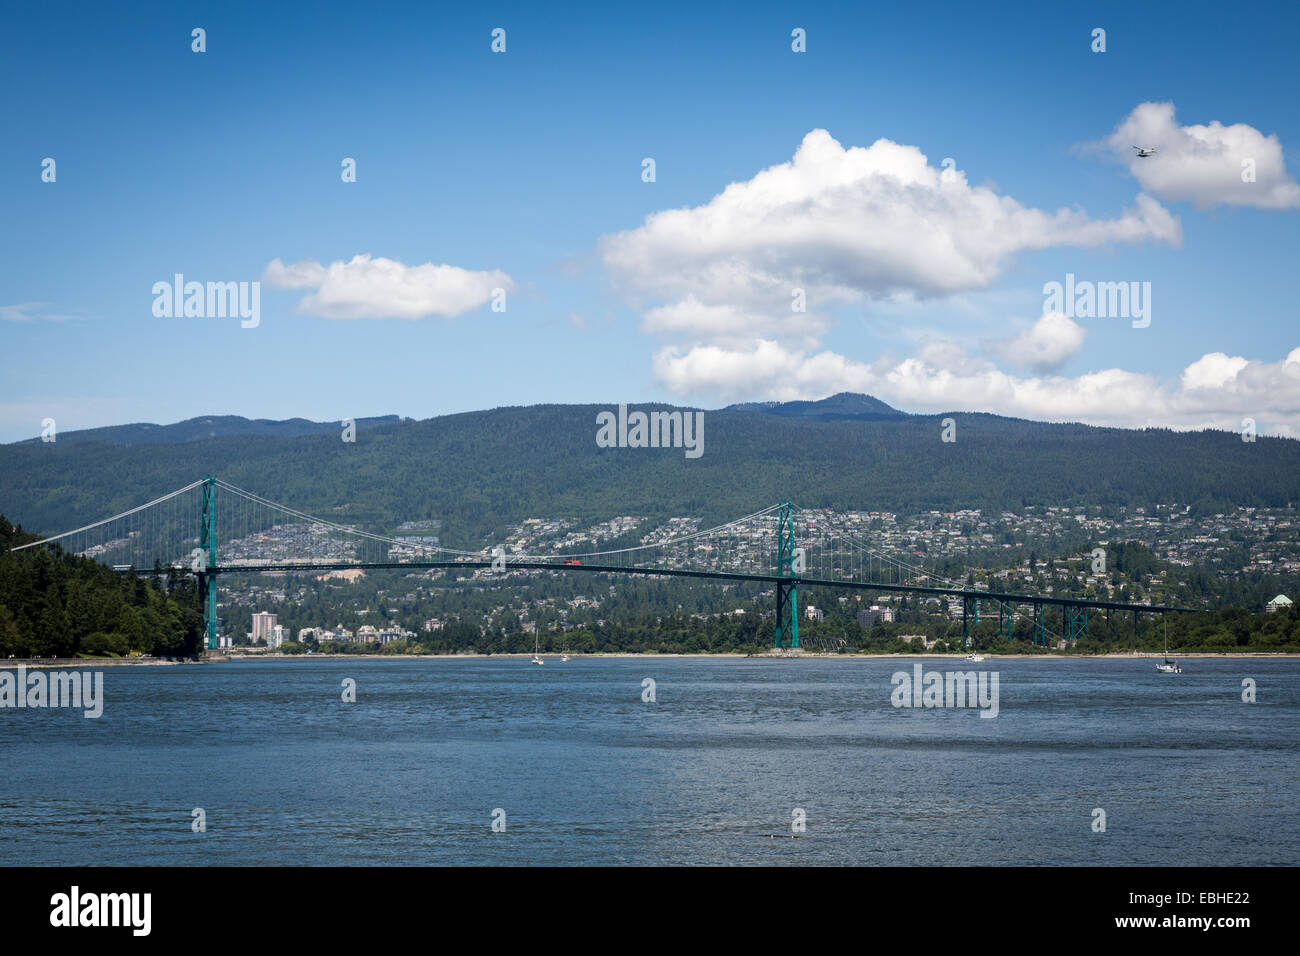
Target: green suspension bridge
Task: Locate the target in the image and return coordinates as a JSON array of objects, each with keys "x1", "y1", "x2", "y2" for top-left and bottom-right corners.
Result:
[{"x1": 13, "y1": 476, "x2": 1192, "y2": 651}]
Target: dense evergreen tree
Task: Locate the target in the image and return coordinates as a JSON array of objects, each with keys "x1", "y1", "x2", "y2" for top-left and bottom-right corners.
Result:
[{"x1": 0, "y1": 516, "x2": 202, "y2": 657}]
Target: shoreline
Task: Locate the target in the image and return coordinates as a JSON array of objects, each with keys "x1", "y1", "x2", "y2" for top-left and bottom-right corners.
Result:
[
  {"x1": 0, "y1": 657, "x2": 190, "y2": 670},
  {"x1": 6, "y1": 650, "x2": 1297, "y2": 670},
  {"x1": 229, "y1": 650, "x2": 1300, "y2": 661}
]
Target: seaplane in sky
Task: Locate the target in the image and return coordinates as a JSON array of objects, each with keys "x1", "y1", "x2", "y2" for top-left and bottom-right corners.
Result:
[{"x1": 1132, "y1": 145, "x2": 1159, "y2": 158}]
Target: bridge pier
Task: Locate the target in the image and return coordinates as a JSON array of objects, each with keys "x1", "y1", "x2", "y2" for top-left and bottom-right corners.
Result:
[
  {"x1": 961, "y1": 594, "x2": 980, "y2": 647},
  {"x1": 775, "y1": 579, "x2": 799, "y2": 650},
  {"x1": 200, "y1": 476, "x2": 218, "y2": 651},
  {"x1": 773, "y1": 502, "x2": 799, "y2": 649},
  {"x1": 1064, "y1": 604, "x2": 1088, "y2": 645}
]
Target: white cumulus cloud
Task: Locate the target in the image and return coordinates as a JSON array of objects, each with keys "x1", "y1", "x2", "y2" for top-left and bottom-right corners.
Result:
[
  {"x1": 654, "y1": 339, "x2": 1300, "y2": 434},
  {"x1": 262, "y1": 255, "x2": 513, "y2": 319},
  {"x1": 1094, "y1": 101, "x2": 1300, "y2": 210},
  {"x1": 995, "y1": 313, "x2": 1088, "y2": 373},
  {"x1": 601, "y1": 128, "x2": 1180, "y2": 350},
  {"x1": 1181, "y1": 352, "x2": 1250, "y2": 391}
]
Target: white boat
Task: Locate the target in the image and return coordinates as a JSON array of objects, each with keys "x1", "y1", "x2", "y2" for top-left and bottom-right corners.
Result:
[
  {"x1": 531, "y1": 631, "x2": 544, "y2": 665},
  {"x1": 966, "y1": 654, "x2": 985, "y2": 662},
  {"x1": 560, "y1": 654, "x2": 570, "y2": 662}
]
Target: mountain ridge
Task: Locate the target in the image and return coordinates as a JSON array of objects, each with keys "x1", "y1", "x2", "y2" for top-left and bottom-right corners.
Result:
[
  {"x1": 11, "y1": 414, "x2": 407, "y2": 447},
  {"x1": 8, "y1": 392, "x2": 1273, "y2": 448}
]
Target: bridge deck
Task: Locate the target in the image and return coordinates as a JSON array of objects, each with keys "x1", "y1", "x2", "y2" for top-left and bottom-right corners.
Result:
[{"x1": 197, "y1": 560, "x2": 1194, "y2": 614}]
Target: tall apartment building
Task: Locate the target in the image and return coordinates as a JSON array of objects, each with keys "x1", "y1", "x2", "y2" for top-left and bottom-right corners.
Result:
[
  {"x1": 252, "y1": 611, "x2": 277, "y2": 644},
  {"x1": 857, "y1": 606, "x2": 896, "y2": 627}
]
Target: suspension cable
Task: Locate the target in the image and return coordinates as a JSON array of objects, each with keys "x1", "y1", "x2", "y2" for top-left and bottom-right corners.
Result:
[{"x1": 11, "y1": 479, "x2": 208, "y2": 551}]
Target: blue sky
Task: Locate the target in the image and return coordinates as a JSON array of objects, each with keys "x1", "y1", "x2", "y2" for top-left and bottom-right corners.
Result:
[{"x1": 2, "y1": 0, "x2": 1298, "y2": 441}]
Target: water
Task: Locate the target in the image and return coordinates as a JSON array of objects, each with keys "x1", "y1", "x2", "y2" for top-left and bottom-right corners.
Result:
[{"x1": 1, "y1": 657, "x2": 1296, "y2": 865}]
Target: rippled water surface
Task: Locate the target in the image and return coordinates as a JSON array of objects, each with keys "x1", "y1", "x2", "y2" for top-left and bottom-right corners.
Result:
[{"x1": 1, "y1": 657, "x2": 1296, "y2": 865}]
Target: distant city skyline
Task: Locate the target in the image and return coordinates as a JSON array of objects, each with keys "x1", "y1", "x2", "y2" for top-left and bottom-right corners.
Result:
[{"x1": 2, "y1": 0, "x2": 1298, "y2": 443}]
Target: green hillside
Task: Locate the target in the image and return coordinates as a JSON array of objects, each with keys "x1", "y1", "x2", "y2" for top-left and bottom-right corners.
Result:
[{"x1": 1, "y1": 398, "x2": 1297, "y2": 548}]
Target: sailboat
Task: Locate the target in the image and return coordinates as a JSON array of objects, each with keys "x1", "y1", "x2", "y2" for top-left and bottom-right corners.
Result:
[
  {"x1": 531, "y1": 629, "x2": 544, "y2": 665},
  {"x1": 1155, "y1": 619, "x2": 1181, "y2": 674}
]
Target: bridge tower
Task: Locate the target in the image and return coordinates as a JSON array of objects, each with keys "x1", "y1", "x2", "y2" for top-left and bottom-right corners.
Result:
[
  {"x1": 199, "y1": 475, "x2": 218, "y2": 651},
  {"x1": 962, "y1": 594, "x2": 980, "y2": 647},
  {"x1": 774, "y1": 502, "x2": 800, "y2": 649},
  {"x1": 1064, "y1": 604, "x2": 1088, "y2": 645}
]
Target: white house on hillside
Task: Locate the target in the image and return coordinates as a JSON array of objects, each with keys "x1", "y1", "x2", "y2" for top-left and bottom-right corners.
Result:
[{"x1": 1266, "y1": 594, "x2": 1292, "y2": 614}]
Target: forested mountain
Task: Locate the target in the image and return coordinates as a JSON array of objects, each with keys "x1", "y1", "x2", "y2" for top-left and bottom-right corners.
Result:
[{"x1": 2, "y1": 396, "x2": 1297, "y2": 549}]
